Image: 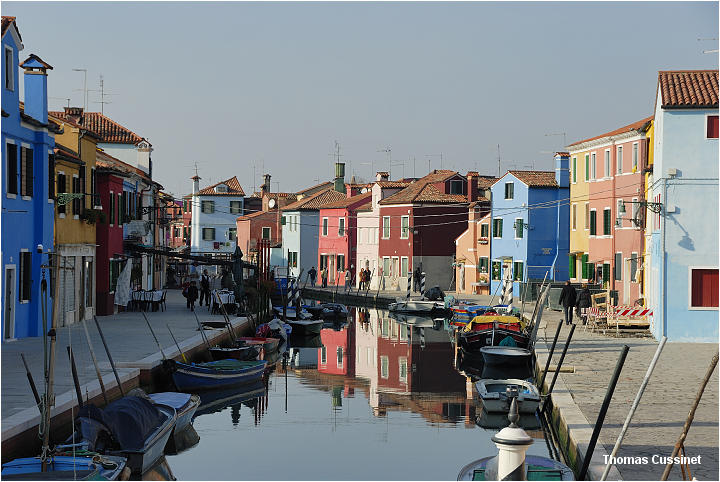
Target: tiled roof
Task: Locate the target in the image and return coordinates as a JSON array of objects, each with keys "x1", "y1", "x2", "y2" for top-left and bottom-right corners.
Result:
[
  {"x1": 376, "y1": 180, "x2": 412, "y2": 188},
  {"x1": 568, "y1": 116, "x2": 654, "y2": 146},
  {"x1": 251, "y1": 191, "x2": 297, "y2": 200},
  {"x1": 296, "y1": 181, "x2": 333, "y2": 196},
  {"x1": 197, "y1": 176, "x2": 245, "y2": 196},
  {"x1": 96, "y1": 149, "x2": 150, "y2": 180},
  {"x1": 1, "y1": 16, "x2": 20, "y2": 41},
  {"x1": 49, "y1": 108, "x2": 146, "y2": 144},
  {"x1": 415, "y1": 184, "x2": 467, "y2": 203},
  {"x1": 54, "y1": 145, "x2": 83, "y2": 164},
  {"x1": 237, "y1": 211, "x2": 274, "y2": 221},
  {"x1": 422, "y1": 169, "x2": 460, "y2": 183},
  {"x1": 281, "y1": 188, "x2": 346, "y2": 211},
  {"x1": 379, "y1": 170, "x2": 467, "y2": 205},
  {"x1": 19, "y1": 54, "x2": 52, "y2": 70},
  {"x1": 506, "y1": 170, "x2": 558, "y2": 188},
  {"x1": 321, "y1": 191, "x2": 373, "y2": 209},
  {"x1": 658, "y1": 70, "x2": 718, "y2": 108},
  {"x1": 476, "y1": 176, "x2": 497, "y2": 189}
]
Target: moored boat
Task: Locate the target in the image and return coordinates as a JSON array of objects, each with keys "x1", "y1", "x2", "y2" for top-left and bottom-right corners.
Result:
[
  {"x1": 166, "y1": 359, "x2": 267, "y2": 392},
  {"x1": 457, "y1": 454, "x2": 575, "y2": 481},
  {"x1": 479, "y1": 346, "x2": 534, "y2": 380},
  {"x1": 287, "y1": 319, "x2": 324, "y2": 336},
  {"x1": 235, "y1": 336, "x2": 280, "y2": 352},
  {"x1": 2, "y1": 455, "x2": 128, "y2": 481},
  {"x1": 272, "y1": 306, "x2": 313, "y2": 320},
  {"x1": 476, "y1": 379, "x2": 540, "y2": 414},
  {"x1": 388, "y1": 299, "x2": 446, "y2": 313},
  {"x1": 208, "y1": 344, "x2": 260, "y2": 361},
  {"x1": 320, "y1": 303, "x2": 349, "y2": 319},
  {"x1": 148, "y1": 392, "x2": 201, "y2": 434}
]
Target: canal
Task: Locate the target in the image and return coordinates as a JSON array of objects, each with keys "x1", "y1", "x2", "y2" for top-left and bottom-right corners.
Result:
[{"x1": 164, "y1": 306, "x2": 553, "y2": 480}]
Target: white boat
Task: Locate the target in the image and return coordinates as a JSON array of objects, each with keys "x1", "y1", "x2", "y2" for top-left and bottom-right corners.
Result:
[
  {"x1": 476, "y1": 379, "x2": 540, "y2": 414},
  {"x1": 388, "y1": 298, "x2": 445, "y2": 313}
]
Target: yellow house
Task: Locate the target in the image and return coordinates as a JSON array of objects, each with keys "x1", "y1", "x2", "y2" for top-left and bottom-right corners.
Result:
[
  {"x1": 642, "y1": 120, "x2": 654, "y2": 301},
  {"x1": 49, "y1": 111, "x2": 101, "y2": 324},
  {"x1": 567, "y1": 148, "x2": 591, "y2": 283}
]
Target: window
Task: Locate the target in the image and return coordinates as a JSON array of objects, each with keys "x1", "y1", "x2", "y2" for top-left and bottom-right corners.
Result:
[
  {"x1": 119, "y1": 191, "x2": 125, "y2": 221},
  {"x1": 380, "y1": 356, "x2": 389, "y2": 378},
  {"x1": 585, "y1": 203, "x2": 590, "y2": 230},
  {"x1": 337, "y1": 254, "x2": 345, "y2": 271},
  {"x1": 19, "y1": 251, "x2": 31, "y2": 302},
  {"x1": 201, "y1": 200, "x2": 214, "y2": 213},
  {"x1": 616, "y1": 146, "x2": 623, "y2": 174},
  {"x1": 707, "y1": 115, "x2": 719, "y2": 139},
  {"x1": 72, "y1": 176, "x2": 81, "y2": 216},
  {"x1": 589, "y1": 209, "x2": 597, "y2": 235},
  {"x1": 513, "y1": 261, "x2": 523, "y2": 281},
  {"x1": 20, "y1": 146, "x2": 33, "y2": 197},
  {"x1": 630, "y1": 253, "x2": 638, "y2": 282},
  {"x1": 492, "y1": 218, "x2": 503, "y2": 238},
  {"x1": 109, "y1": 190, "x2": 114, "y2": 224},
  {"x1": 400, "y1": 215, "x2": 409, "y2": 239},
  {"x1": 591, "y1": 153, "x2": 596, "y2": 180},
  {"x1": 338, "y1": 217, "x2": 345, "y2": 236},
  {"x1": 288, "y1": 251, "x2": 297, "y2": 268},
  {"x1": 48, "y1": 154, "x2": 55, "y2": 200},
  {"x1": 585, "y1": 154, "x2": 590, "y2": 181},
  {"x1": 79, "y1": 167, "x2": 86, "y2": 212},
  {"x1": 337, "y1": 347, "x2": 344, "y2": 369},
  {"x1": 382, "y1": 216, "x2": 390, "y2": 238},
  {"x1": 321, "y1": 346, "x2": 327, "y2": 365},
  {"x1": 631, "y1": 198, "x2": 640, "y2": 226},
  {"x1": 480, "y1": 223, "x2": 489, "y2": 238},
  {"x1": 614, "y1": 252, "x2": 622, "y2": 281},
  {"x1": 450, "y1": 180, "x2": 464, "y2": 194},
  {"x1": 382, "y1": 257, "x2": 390, "y2": 276},
  {"x1": 262, "y1": 227, "x2": 271, "y2": 240},
  {"x1": 401, "y1": 257, "x2": 409, "y2": 277},
  {"x1": 690, "y1": 268, "x2": 718, "y2": 308},
  {"x1": 6, "y1": 143, "x2": 18, "y2": 195},
  {"x1": 202, "y1": 228, "x2": 215, "y2": 240},
  {"x1": 491, "y1": 261, "x2": 502, "y2": 281},
  {"x1": 5, "y1": 46, "x2": 14, "y2": 91},
  {"x1": 569, "y1": 254, "x2": 576, "y2": 279},
  {"x1": 603, "y1": 263, "x2": 610, "y2": 283},
  {"x1": 230, "y1": 201, "x2": 242, "y2": 214},
  {"x1": 514, "y1": 218, "x2": 524, "y2": 239},
  {"x1": 572, "y1": 157, "x2": 577, "y2": 183},
  {"x1": 604, "y1": 150, "x2": 610, "y2": 178},
  {"x1": 399, "y1": 357, "x2": 408, "y2": 382},
  {"x1": 109, "y1": 259, "x2": 122, "y2": 293},
  {"x1": 580, "y1": 254, "x2": 589, "y2": 279},
  {"x1": 322, "y1": 217, "x2": 328, "y2": 236},
  {"x1": 572, "y1": 204, "x2": 577, "y2": 230},
  {"x1": 632, "y1": 143, "x2": 639, "y2": 171},
  {"x1": 504, "y1": 182, "x2": 514, "y2": 199},
  {"x1": 478, "y1": 257, "x2": 489, "y2": 273},
  {"x1": 603, "y1": 208, "x2": 612, "y2": 235},
  {"x1": 228, "y1": 227, "x2": 237, "y2": 241}
]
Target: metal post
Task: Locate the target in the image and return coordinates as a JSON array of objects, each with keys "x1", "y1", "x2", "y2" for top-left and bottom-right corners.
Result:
[
  {"x1": 81, "y1": 319, "x2": 108, "y2": 405},
  {"x1": 578, "y1": 345, "x2": 630, "y2": 481},
  {"x1": 601, "y1": 337, "x2": 667, "y2": 480},
  {"x1": 537, "y1": 321, "x2": 563, "y2": 390},
  {"x1": 93, "y1": 316, "x2": 124, "y2": 397},
  {"x1": 542, "y1": 324, "x2": 576, "y2": 405},
  {"x1": 167, "y1": 324, "x2": 188, "y2": 363}
]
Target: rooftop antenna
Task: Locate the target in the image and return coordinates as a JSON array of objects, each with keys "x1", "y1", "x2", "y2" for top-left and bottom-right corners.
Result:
[
  {"x1": 425, "y1": 153, "x2": 443, "y2": 172},
  {"x1": 497, "y1": 144, "x2": 501, "y2": 178},
  {"x1": 698, "y1": 37, "x2": 719, "y2": 54},
  {"x1": 273, "y1": 181, "x2": 280, "y2": 193},
  {"x1": 89, "y1": 75, "x2": 116, "y2": 115},
  {"x1": 71, "y1": 68, "x2": 88, "y2": 111},
  {"x1": 50, "y1": 97, "x2": 71, "y2": 109},
  {"x1": 378, "y1": 146, "x2": 391, "y2": 179},
  {"x1": 544, "y1": 132, "x2": 567, "y2": 150}
]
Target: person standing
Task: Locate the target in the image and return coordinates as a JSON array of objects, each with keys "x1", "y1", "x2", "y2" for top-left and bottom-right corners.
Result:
[
  {"x1": 558, "y1": 280, "x2": 577, "y2": 325},
  {"x1": 200, "y1": 269, "x2": 211, "y2": 307},
  {"x1": 187, "y1": 281, "x2": 199, "y2": 311},
  {"x1": 321, "y1": 268, "x2": 328, "y2": 288},
  {"x1": 308, "y1": 266, "x2": 317, "y2": 287},
  {"x1": 413, "y1": 266, "x2": 422, "y2": 293},
  {"x1": 576, "y1": 284, "x2": 592, "y2": 325}
]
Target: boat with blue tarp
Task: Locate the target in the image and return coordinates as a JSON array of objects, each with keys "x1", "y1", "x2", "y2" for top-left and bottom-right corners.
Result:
[{"x1": 165, "y1": 359, "x2": 267, "y2": 391}]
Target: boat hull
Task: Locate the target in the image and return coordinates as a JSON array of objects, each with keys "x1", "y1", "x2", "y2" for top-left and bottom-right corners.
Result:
[
  {"x1": 111, "y1": 404, "x2": 176, "y2": 475},
  {"x1": 2, "y1": 455, "x2": 127, "y2": 481},
  {"x1": 236, "y1": 337, "x2": 280, "y2": 352},
  {"x1": 476, "y1": 379, "x2": 540, "y2": 414},
  {"x1": 168, "y1": 360, "x2": 267, "y2": 392},
  {"x1": 388, "y1": 299, "x2": 445, "y2": 313},
  {"x1": 457, "y1": 455, "x2": 575, "y2": 481},
  {"x1": 208, "y1": 345, "x2": 259, "y2": 361}
]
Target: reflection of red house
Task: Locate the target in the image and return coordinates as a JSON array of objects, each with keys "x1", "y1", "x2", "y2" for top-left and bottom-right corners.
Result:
[
  {"x1": 318, "y1": 325, "x2": 355, "y2": 377},
  {"x1": 95, "y1": 166, "x2": 125, "y2": 315}
]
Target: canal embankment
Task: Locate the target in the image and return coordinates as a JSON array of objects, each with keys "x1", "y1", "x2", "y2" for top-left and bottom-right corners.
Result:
[{"x1": 1, "y1": 290, "x2": 252, "y2": 463}]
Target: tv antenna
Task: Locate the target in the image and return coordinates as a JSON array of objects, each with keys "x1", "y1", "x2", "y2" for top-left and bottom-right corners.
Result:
[
  {"x1": 89, "y1": 75, "x2": 116, "y2": 115},
  {"x1": 49, "y1": 97, "x2": 71, "y2": 108},
  {"x1": 544, "y1": 132, "x2": 567, "y2": 150},
  {"x1": 378, "y1": 146, "x2": 391, "y2": 178},
  {"x1": 698, "y1": 37, "x2": 719, "y2": 54},
  {"x1": 71, "y1": 68, "x2": 88, "y2": 111},
  {"x1": 425, "y1": 153, "x2": 443, "y2": 172}
]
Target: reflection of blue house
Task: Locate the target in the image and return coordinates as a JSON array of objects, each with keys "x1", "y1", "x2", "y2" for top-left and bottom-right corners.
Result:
[
  {"x1": 489, "y1": 154, "x2": 570, "y2": 295},
  {"x1": 1, "y1": 17, "x2": 56, "y2": 339},
  {"x1": 648, "y1": 70, "x2": 718, "y2": 342}
]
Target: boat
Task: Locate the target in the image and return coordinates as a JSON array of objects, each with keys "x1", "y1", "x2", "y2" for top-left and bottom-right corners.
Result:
[
  {"x1": 476, "y1": 379, "x2": 540, "y2": 414},
  {"x1": 475, "y1": 407, "x2": 541, "y2": 430},
  {"x1": 322, "y1": 317, "x2": 349, "y2": 331},
  {"x1": 459, "y1": 323, "x2": 530, "y2": 352},
  {"x1": 302, "y1": 304, "x2": 325, "y2": 319},
  {"x1": 451, "y1": 304, "x2": 494, "y2": 320},
  {"x1": 320, "y1": 303, "x2": 349, "y2": 319},
  {"x1": 388, "y1": 298, "x2": 446, "y2": 314},
  {"x1": 479, "y1": 346, "x2": 534, "y2": 380},
  {"x1": 208, "y1": 344, "x2": 260, "y2": 361},
  {"x1": 194, "y1": 381, "x2": 267, "y2": 418},
  {"x1": 2, "y1": 455, "x2": 128, "y2": 481},
  {"x1": 272, "y1": 306, "x2": 313, "y2": 320},
  {"x1": 165, "y1": 359, "x2": 268, "y2": 392},
  {"x1": 59, "y1": 396, "x2": 177, "y2": 476},
  {"x1": 148, "y1": 392, "x2": 200, "y2": 434},
  {"x1": 388, "y1": 312, "x2": 439, "y2": 328},
  {"x1": 457, "y1": 454, "x2": 575, "y2": 481},
  {"x1": 200, "y1": 320, "x2": 228, "y2": 329},
  {"x1": 235, "y1": 336, "x2": 280, "y2": 353},
  {"x1": 165, "y1": 424, "x2": 200, "y2": 455},
  {"x1": 287, "y1": 319, "x2": 324, "y2": 336}
]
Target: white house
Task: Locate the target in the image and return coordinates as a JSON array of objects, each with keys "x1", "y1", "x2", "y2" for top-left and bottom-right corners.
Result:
[{"x1": 190, "y1": 175, "x2": 245, "y2": 257}]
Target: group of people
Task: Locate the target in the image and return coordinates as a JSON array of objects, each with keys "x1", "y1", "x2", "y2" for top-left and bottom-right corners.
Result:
[
  {"x1": 307, "y1": 267, "x2": 329, "y2": 288},
  {"x1": 358, "y1": 267, "x2": 372, "y2": 289},
  {"x1": 558, "y1": 281, "x2": 593, "y2": 325}
]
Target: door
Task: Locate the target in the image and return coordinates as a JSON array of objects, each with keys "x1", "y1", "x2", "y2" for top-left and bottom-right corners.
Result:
[
  {"x1": 329, "y1": 256, "x2": 335, "y2": 284},
  {"x1": 4, "y1": 267, "x2": 16, "y2": 339},
  {"x1": 78, "y1": 258, "x2": 86, "y2": 321}
]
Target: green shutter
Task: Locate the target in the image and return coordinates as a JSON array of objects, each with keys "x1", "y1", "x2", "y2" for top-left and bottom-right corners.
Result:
[
  {"x1": 588, "y1": 263, "x2": 595, "y2": 282},
  {"x1": 585, "y1": 155, "x2": 590, "y2": 181},
  {"x1": 590, "y1": 211, "x2": 596, "y2": 235},
  {"x1": 515, "y1": 219, "x2": 523, "y2": 239},
  {"x1": 603, "y1": 263, "x2": 610, "y2": 283},
  {"x1": 603, "y1": 209, "x2": 611, "y2": 235},
  {"x1": 572, "y1": 158, "x2": 577, "y2": 183},
  {"x1": 569, "y1": 254, "x2": 576, "y2": 278},
  {"x1": 581, "y1": 254, "x2": 589, "y2": 279}
]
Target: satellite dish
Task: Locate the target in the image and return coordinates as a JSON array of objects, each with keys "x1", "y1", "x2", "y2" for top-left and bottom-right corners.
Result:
[{"x1": 268, "y1": 198, "x2": 276, "y2": 208}]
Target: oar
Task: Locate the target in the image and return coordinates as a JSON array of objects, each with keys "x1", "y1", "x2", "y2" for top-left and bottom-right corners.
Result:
[
  {"x1": 167, "y1": 324, "x2": 188, "y2": 362},
  {"x1": 192, "y1": 310, "x2": 212, "y2": 350},
  {"x1": 20, "y1": 353, "x2": 42, "y2": 412},
  {"x1": 141, "y1": 312, "x2": 167, "y2": 360},
  {"x1": 93, "y1": 316, "x2": 124, "y2": 397},
  {"x1": 67, "y1": 346, "x2": 83, "y2": 407},
  {"x1": 81, "y1": 319, "x2": 108, "y2": 405},
  {"x1": 216, "y1": 291, "x2": 237, "y2": 343}
]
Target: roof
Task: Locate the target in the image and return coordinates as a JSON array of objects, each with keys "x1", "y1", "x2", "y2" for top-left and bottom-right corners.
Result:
[
  {"x1": 568, "y1": 116, "x2": 654, "y2": 146},
  {"x1": 504, "y1": 170, "x2": 558, "y2": 188},
  {"x1": 379, "y1": 170, "x2": 467, "y2": 205},
  {"x1": 48, "y1": 111, "x2": 102, "y2": 140},
  {"x1": 251, "y1": 191, "x2": 298, "y2": 201},
  {"x1": 658, "y1": 70, "x2": 718, "y2": 109},
  {"x1": 1, "y1": 16, "x2": 20, "y2": 41},
  {"x1": 236, "y1": 210, "x2": 274, "y2": 221},
  {"x1": 321, "y1": 191, "x2": 373, "y2": 209},
  {"x1": 96, "y1": 148, "x2": 150, "y2": 181},
  {"x1": 376, "y1": 180, "x2": 412, "y2": 188},
  {"x1": 476, "y1": 176, "x2": 497, "y2": 189},
  {"x1": 197, "y1": 176, "x2": 245, "y2": 196},
  {"x1": 19, "y1": 54, "x2": 53, "y2": 70},
  {"x1": 49, "y1": 108, "x2": 146, "y2": 144},
  {"x1": 54, "y1": 145, "x2": 84, "y2": 165},
  {"x1": 421, "y1": 169, "x2": 461, "y2": 183},
  {"x1": 296, "y1": 181, "x2": 333, "y2": 196},
  {"x1": 281, "y1": 188, "x2": 346, "y2": 211}
]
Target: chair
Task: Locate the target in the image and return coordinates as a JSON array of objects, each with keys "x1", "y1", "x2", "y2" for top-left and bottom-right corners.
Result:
[{"x1": 142, "y1": 290, "x2": 153, "y2": 312}]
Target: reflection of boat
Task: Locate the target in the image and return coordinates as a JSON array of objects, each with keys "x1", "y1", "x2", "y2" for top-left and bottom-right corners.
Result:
[
  {"x1": 208, "y1": 344, "x2": 260, "y2": 361},
  {"x1": 322, "y1": 318, "x2": 348, "y2": 331},
  {"x1": 388, "y1": 299, "x2": 446, "y2": 314},
  {"x1": 476, "y1": 379, "x2": 540, "y2": 413},
  {"x1": 289, "y1": 332, "x2": 323, "y2": 348},
  {"x1": 475, "y1": 408, "x2": 540, "y2": 430},
  {"x1": 321, "y1": 303, "x2": 349, "y2": 319},
  {"x1": 165, "y1": 359, "x2": 267, "y2": 391},
  {"x1": 388, "y1": 312, "x2": 442, "y2": 328},
  {"x1": 457, "y1": 454, "x2": 574, "y2": 481},
  {"x1": 480, "y1": 346, "x2": 532, "y2": 369},
  {"x1": 289, "y1": 347, "x2": 320, "y2": 368},
  {"x1": 165, "y1": 423, "x2": 200, "y2": 455},
  {"x1": 272, "y1": 306, "x2": 313, "y2": 320},
  {"x1": 2, "y1": 455, "x2": 127, "y2": 480},
  {"x1": 194, "y1": 381, "x2": 266, "y2": 418},
  {"x1": 141, "y1": 456, "x2": 176, "y2": 481},
  {"x1": 148, "y1": 392, "x2": 200, "y2": 434},
  {"x1": 287, "y1": 319, "x2": 323, "y2": 336}
]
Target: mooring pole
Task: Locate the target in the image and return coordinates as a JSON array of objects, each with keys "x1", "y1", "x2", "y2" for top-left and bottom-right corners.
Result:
[
  {"x1": 542, "y1": 324, "x2": 576, "y2": 405},
  {"x1": 20, "y1": 353, "x2": 42, "y2": 410},
  {"x1": 578, "y1": 345, "x2": 630, "y2": 481},
  {"x1": 93, "y1": 316, "x2": 125, "y2": 397},
  {"x1": 67, "y1": 346, "x2": 83, "y2": 407},
  {"x1": 81, "y1": 320, "x2": 108, "y2": 405},
  {"x1": 538, "y1": 321, "x2": 563, "y2": 390},
  {"x1": 601, "y1": 337, "x2": 667, "y2": 480}
]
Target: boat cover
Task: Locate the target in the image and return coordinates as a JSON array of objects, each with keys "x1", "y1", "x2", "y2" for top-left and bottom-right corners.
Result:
[
  {"x1": 423, "y1": 286, "x2": 445, "y2": 301},
  {"x1": 149, "y1": 392, "x2": 192, "y2": 409},
  {"x1": 76, "y1": 396, "x2": 166, "y2": 451}
]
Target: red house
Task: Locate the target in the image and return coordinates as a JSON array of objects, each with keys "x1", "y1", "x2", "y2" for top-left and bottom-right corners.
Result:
[
  {"x1": 377, "y1": 170, "x2": 477, "y2": 291},
  {"x1": 95, "y1": 162, "x2": 126, "y2": 315},
  {"x1": 317, "y1": 191, "x2": 372, "y2": 285},
  {"x1": 318, "y1": 323, "x2": 355, "y2": 377}
]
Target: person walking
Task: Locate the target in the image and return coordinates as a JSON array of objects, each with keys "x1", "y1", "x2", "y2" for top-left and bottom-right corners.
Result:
[
  {"x1": 558, "y1": 280, "x2": 577, "y2": 325},
  {"x1": 358, "y1": 268, "x2": 365, "y2": 290},
  {"x1": 308, "y1": 266, "x2": 317, "y2": 287},
  {"x1": 200, "y1": 269, "x2": 211, "y2": 307},
  {"x1": 321, "y1": 268, "x2": 328, "y2": 288},
  {"x1": 413, "y1": 266, "x2": 422, "y2": 293},
  {"x1": 187, "y1": 280, "x2": 199, "y2": 311},
  {"x1": 576, "y1": 283, "x2": 592, "y2": 325}
]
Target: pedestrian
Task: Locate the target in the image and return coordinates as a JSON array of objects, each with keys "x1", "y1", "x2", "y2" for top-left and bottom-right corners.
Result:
[
  {"x1": 558, "y1": 280, "x2": 577, "y2": 325},
  {"x1": 186, "y1": 280, "x2": 199, "y2": 311},
  {"x1": 576, "y1": 283, "x2": 592, "y2": 325},
  {"x1": 345, "y1": 267, "x2": 352, "y2": 288},
  {"x1": 413, "y1": 266, "x2": 422, "y2": 292},
  {"x1": 321, "y1": 268, "x2": 328, "y2": 288},
  {"x1": 308, "y1": 266, "x2": 317, "y2": 287},
  {"x1": 200, "y1": 269, "x2": 211, "y2": 307},
  {"x1": 364, "y1": 268, "x2": 371, "y2": 289},
  {"x1": 360, "y1": 268, "x2": 366, "y2": 289}
]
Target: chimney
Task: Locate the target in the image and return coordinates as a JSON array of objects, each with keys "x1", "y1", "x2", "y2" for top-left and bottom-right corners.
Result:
[
  {"x1": 63, "y1": 106, "x2": 84, "y2": 126},
  {"x1": 334, "y1": 162, "x2": 346, "y2": 194},
  {"x1": 262, "y1": 174, "x2": 271, "y2": 193},
  {"x1": 191, "y1": 174, "x2": 201, "y2": 195},
  {"x1": 466, "y1": 171, "x2": 479, "y2": 202},
  {"x1": 554, "y1": 152, "x2": 570, "y2": 188},
  {"x1": 20, "y1": 54, "x2": 52, "y2": 124},
  {"x1": 376, "y1": 171, "x2": 389, "y2": 182}
]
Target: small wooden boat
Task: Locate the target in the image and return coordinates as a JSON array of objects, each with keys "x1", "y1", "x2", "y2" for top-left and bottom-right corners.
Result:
[
  {"x1": 459, "y1": 327, "x2": 530, "y2": 352},
  {"x1": 388, "y1": 298, "x2": 445, "y2": 314},
  {"x1": 475, "y1": 407, "x2": 541, "y2": 430},
  {"x1": 166, "y1": 359, "x2": 267, "y2": 392},
  {"x1": 303, "y1": 304, "x2": 325, "y2": 319},
  {"x1": 287, "y1": 319, "x2": 324, "y2": 336},
  {"x1": 479, "y1": 346, "x2": 534, "y2": 380},
  {"x1": 457, "y1": 454, "x2": 575, "y2": 481},
  {"x1": 148, "y1": 392, "x2": 200, "y2": 434},
  {"x1": 2, "y1": 455, "x2": 128, "y2": 480},
  {"x1": 235, "y1": 336, "x2": 280, "y2": 352},
  {"x1": 476, "y1": 379, "x2": 540, "y2": 414},
  {"x1": 451, "y1": 304, "x2": 494, "y2": 320},
  {"x1": 208, "y1": 344, "x2": 260, "y2": 361},
  {"x1": 200, "y1": 320, "x2": 228, "y2": 329},
  {"x1": 320, "y1": 303, "x2": 349, "y2": 319}
]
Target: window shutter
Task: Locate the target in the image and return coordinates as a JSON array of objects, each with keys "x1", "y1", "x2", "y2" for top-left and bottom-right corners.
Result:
[
  {"x1": 569, "y1": 254, "x2": 576, "y2": 278},
  {"x1": 590, "y1": 211, "x2": 596, "y2": 235},
  {"x1": 572, "y1": 158, "x2": 577, "y2": 183},
  {"x1": 515, "y1": 219, "x2": 523, "y2": 238},
  {"x1": 585, "y1": 155, "x2": 589, "y2": 181},
  {"x1": 7, "y1": 143, "x2": 18, "y2": 195},
  {"x1": 614, "y1": 253, "x2": 622, "y2": 281},
  {"x1": 603, "y1": 263, "x2": 610, "y2": 283},
  {"x1": 48, "y1": 154, "x2": 55, "y2": 200}
]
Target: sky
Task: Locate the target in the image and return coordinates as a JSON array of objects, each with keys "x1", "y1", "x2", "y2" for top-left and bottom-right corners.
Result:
[{"x1": 4, "y1": 1, "x2": 718, "y2": 199}]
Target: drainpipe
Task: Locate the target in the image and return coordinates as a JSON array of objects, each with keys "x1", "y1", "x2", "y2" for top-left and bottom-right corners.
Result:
[
  {"x1": 611, "y1": 140, "x2": 617, "y2": 295},
  {"x1": 661, "y1": 177, "x2": 667, "y2": 338},
  {"x1": 550, "y1": 195, "x2": 560, "y2": 281}
]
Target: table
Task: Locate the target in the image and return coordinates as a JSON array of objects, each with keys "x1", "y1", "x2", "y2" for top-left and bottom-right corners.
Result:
[
  {"x1": 130, "y1": 290, "x2": 165, "y2": 311},
  {"x1": 211, "y1": 290, "x2": 236, "y2": 314}
]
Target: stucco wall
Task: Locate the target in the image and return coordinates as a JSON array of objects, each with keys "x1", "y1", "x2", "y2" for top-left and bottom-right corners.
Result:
[{"x1": 191, "y1": 194, "x2": 244, "y2": 254}]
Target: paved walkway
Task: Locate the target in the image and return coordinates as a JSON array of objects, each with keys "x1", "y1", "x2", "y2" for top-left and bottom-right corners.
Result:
[{"x1": 1, "y1": 290, "x2": 230, "y2": 422}]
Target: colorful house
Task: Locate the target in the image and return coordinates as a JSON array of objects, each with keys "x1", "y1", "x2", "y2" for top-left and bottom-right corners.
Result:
[
  {"x1": 489, "y1": 159, "x2": 570, "y2": 295},
  {"x1": 1, "y1": 17, "x2": 57, "y2": 339},
  {"x1": 190, "y1": 175, "x2": 245, "y2": 257},
  {"x1": 647, "y1": 70, "x2": 718, "y2": 342},
  {"x1": 567, "y1": 117, "x2": 652, "y2": 304}
]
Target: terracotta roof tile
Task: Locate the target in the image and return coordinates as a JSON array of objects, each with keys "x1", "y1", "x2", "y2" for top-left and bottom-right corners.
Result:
[
  {"x1": 379, "y1": 170, "x2": 468, "y2": 205},
  {"x1": 251, "y1": 191, "x2": 297, "y2": 200},
  {"x1": 237, "y1": 211, "x2": 274, "y2": 221},
  {"x1": 49, "y1": 108, "x2": 146, "y2": 144},
  {"x1": 281, "y1": 188, "x2": 346, "y2": 211},
  {"x1": 568, "y1": 116, "x2": 654, "y2": 147},
  {"x1": 376, "y1": 180, "x2": 412, "y2": 188},
  {"x1": 506, "y1": 170, "x2": 558, "y2": 188},
  {"x1": 658, "y1": 70, "x2": 718, "y2": 108},
  {"x1": 321, "y1": 191, "x2": 373, "y2": 209},
  {"x1": 296, "y1": 181, "x2": 333, "y2": 196},
  {"x1": 197, "y1": 176, "x2": 245, "y2": 196},
  {"x1": 476, "y1": 176, "x2": 497, "y2": 189},
  {"x1": 414, "y1": 184, "x2": 467, "y2": 203}
]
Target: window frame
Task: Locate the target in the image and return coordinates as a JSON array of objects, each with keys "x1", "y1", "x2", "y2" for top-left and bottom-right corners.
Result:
[
  {"x1": 400, "y1": 256, "x2": 409, "y2": 277},
  {"x1": 4, "y1": 45, "x2": 14, "y2": 92},
  {"x1": 261, "y1": 226, "x2": 271, "y2": 240},
  {"x1": 616, "y1": 146, "x2": 623, "y2": 174},
  {"x1": 584, "y1": 154, "x2": 590, "y2": 181},
  {"x1": 572, "y1": 203, "x2": 577, "y2": 231},
  {"x1": 449, "y1": 179, "x2": 464, "y2": 194},
  {"x1": 20, "y1": 146, "x2": 33, "y2": 198},
  {"x1": 480, "y1": 223, "x2": 489, "y2": 238},
  {"x1": 228, "y1": 227, "x2": 237, "y2": 241},
  {"x1": 492, "y1": 218, "x2": 503, "y2": 238},
  {"x1": 514, "y1": 218, "x2": 524, "y2": 239},
  {"x1": 504, "y1": 182, "x2": 514, "y2": 200},
  {"x1": 338, "y1": 216, "x2": 345, "y2": 236},
  {"x1": 202, "y1": 227, "x2": 216, "y2": 241},
  {"x1": 688, "y1": 267, "x2": 719, "y2": 309},
  {"x1": 513, "y1": 260, "x2": 524, "y2": 281},
  {"x1": 400, "y1": 215, "x2": 409, "y2": 239},
  {"x1": 6, "y1": 141, "x2": 18, "y2": 197},
  {"x1": 322, "y1": 217, "x2": 328, "y2": 236},
  {"x1": 604, "y1": 150, "x2": 611, "y2": 178},
  {"x1": 19, "y1": 250, "x2": 31, "y2": 302},
  {"x1": 589, "y1": 208, "x2": 597, "y2": 236},
  {"x1": 603, "y1": 207, "x2": 612, "y2": 236},
  {"x1": 229, "y1": 200, "x2": 242, "y2": 214},
  {"x1": 706, "y1": 114, "x2": 719, "y2": 139},
  {"x1": 632, "y1": 143, "x2": 639, "y2": 171},
  {"x1": 614, "y1": 252, "x2": 622, "y2": 281},
  {"x1": 572, "y1": 157, "x2": 577, "y2": 183},
  {"x1": 590, "y1": 152, "x2": 597, "y2": 180},
  {"x1": 382, "y1": 216, "x2": 391, "y2": 239}
]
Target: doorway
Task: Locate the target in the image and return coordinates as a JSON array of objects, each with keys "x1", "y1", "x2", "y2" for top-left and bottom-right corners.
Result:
[{"x1": 4, "y1": 266, "x2": 16, "y2": 339}]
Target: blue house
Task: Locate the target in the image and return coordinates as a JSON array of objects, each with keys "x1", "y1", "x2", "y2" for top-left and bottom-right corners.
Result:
[
  {"x1": 489, "y1": 154, "x2": 570, "y2": 295},
  {"x1": 647, "y1": 70, "x2": 718, "y2": 342},
  {"x1": 2, "y1": 17, "x2": 57, "y2": 339}
]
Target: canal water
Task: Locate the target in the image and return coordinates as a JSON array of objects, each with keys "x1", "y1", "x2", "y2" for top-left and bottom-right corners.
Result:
[{"x1": 164, "y1": 306, "x2": 552, "y2": 480}]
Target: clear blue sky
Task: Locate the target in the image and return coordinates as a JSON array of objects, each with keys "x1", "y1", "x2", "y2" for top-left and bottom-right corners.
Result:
[{"x1": 5, "y1": 1, "x2": 718, "y2": 198}]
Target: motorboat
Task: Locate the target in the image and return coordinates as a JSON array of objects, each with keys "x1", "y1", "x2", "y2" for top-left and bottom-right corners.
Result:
[
  {"x1": 148, "y1": 392, "x2": 200, "y2": 434},
  {"x1": 475, "y1": 407, "x2": 541, "y2": 430},
  {"x1": 476, "y1": 379, "x2": 540, "y2": 414},
  {"x1": 479, "y1": 346, "x2": 534, "y2": 380},
  {"x1": 388, "y1": 298, "x2": 446, "y2": 314},
  {"x1": 320, "y1": 303, "x2": 349, "y2": 319},
  {"x1": 272, "y1": 306, "x2": 313, "y2": 320},
  {"x1": 208, "y1": 344, "x2": 260, "y2": 361}
]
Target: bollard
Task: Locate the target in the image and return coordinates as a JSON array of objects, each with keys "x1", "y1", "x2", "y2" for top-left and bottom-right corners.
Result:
[{"x1": 488, "y1": 398, "x2": 532, "y2": 480}]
